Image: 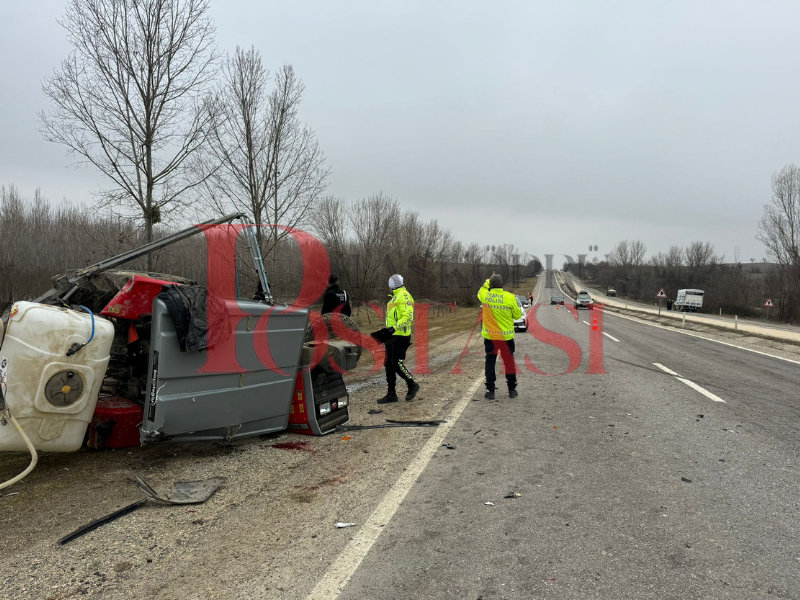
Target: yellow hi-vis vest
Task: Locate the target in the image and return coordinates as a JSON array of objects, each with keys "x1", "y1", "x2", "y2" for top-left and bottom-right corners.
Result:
[
  {"x1": 478, "y1": 279, "x2": 521, "y2": 340},
  {"x1": 386, "y1": 286, "x2": 414, "y2": 336}
]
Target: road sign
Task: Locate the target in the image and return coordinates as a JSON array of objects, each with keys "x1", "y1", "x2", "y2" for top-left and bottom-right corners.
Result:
[
  {"x1": 764, "y1": 298, "x2": 774, "y2": 307},
  {"x1": 656, "y1": 289, "x2": 667, "y2": 298}
]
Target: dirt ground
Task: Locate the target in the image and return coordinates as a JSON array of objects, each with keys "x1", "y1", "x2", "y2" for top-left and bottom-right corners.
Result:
[{"x1": 0, "y1": 299, "x2": 490, "y2": 600}]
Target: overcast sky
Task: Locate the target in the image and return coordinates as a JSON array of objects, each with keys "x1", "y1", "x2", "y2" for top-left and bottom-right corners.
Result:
[{"x1": 2, "y1": 0, "x2": 799, "y2": 263}]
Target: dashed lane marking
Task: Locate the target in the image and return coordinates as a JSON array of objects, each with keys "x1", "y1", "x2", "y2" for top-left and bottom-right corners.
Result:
[{"x1": 653, "y1": 362, "x2": 727, "y2": 403}]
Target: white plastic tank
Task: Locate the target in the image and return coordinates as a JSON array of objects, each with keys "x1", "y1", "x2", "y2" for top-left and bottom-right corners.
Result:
[{"x1": 0, "y1": 302, "x2": 114, "y2": 452}]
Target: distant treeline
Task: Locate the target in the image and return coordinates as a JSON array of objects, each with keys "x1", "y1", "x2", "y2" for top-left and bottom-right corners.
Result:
[
  {"x1": 0, "y1": 186, "x2": 541, "y2": 313},
  {"x1": 565, "y1": 240, "x2": 796, "y2": 323}
]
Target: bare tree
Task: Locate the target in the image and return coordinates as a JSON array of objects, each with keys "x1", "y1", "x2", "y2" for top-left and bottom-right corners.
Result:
[
  {"x1": 348, "y1": 194, "x2": 399, "y2": 300},
  {"x1": 684, "y1": 241, "x2": 720, "y2": 287},
  {"x1": 758, "y1": 165, "x2": 800, "y2": 269},
  {"x1": 311, "y1": 195, "x2": 352, "y2": 284},
  {"x1": 39, "y1": 0, "x2": 218, "y2": 269},
  {"x1": 201, "y1": 50, "x2": 328, "y2": 263},
  {"x1": 757, "y1": 164, "x2": 800, "y2": 320}
]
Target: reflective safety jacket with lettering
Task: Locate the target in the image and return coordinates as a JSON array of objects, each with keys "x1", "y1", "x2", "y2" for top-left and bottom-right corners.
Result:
[
  {"x1": 478, "y1": 279, "x2": 521, "y2": 340},
  {"x1": 386, "y1": 286, "x2": 414, "y2": 336}
]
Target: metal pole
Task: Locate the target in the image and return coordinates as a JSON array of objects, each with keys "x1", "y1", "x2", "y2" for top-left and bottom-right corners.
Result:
[
  {"x1": 719, "y1": 308, "x2": 722, "y2": 316},
  {"x1": 735, "y1": 315, "x2": 738, "y2": 331},
  {"x1": 658, "y1": 298, "x2": 661, "y2": 316},
  {"x1": 682, "y1": 313, "x2": 686, "y2": 328}
]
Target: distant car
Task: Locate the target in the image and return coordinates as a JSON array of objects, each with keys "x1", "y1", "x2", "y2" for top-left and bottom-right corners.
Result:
[
  {"x1": 550, "y1": 295, "x2": 565, "y2": 305},
  {"x1": 516, "y1": 294, "x2": 529, "y2": 309},
  {"x1": 574, "y1": 292, "x2": 594, "y2": 310},
  {"x1": 607, "y1": 287, "x2": 616, "y2": 297},
  {"x1": 513, "y1": 298, "x2": 527, "y2": 332}
]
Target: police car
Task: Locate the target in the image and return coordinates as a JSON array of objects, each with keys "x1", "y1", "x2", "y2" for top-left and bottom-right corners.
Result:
[{"x1": 513, "y1": 297, "x2": 527, "y2": 332}]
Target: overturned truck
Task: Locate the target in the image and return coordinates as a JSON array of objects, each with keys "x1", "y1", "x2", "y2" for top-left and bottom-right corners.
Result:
[{"x1": 0, "y1": 214, "x2": 359, "y2": 462}]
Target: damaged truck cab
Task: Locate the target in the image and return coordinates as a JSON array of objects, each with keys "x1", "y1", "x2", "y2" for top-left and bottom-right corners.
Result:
[{"x1": 0, "y1": 213, "x2": 358, "y2": 459}]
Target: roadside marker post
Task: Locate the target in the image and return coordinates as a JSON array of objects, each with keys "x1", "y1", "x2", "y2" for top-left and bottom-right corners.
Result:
[
  {"x1": 735, "y1": 314, "x2": 738, "y2": 331},
  {"x1": 656, "y1": 288, "x2": 666, "y2": 316},
  {"x1": 764, "y1": 298, "x2": 773, "y2": 320}
]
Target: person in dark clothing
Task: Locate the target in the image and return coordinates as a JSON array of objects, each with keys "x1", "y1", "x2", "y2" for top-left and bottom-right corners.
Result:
[{"x1": 321, "y1": 275, "x2": 352, "y2": 316}]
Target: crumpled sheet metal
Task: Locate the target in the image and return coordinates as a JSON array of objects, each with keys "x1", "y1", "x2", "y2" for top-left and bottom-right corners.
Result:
[{"x1": 135, "y1": 475, "x2": 226, "y2": 505}]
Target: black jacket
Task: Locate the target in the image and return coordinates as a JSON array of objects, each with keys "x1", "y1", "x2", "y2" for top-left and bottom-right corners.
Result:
[{"x1": 321, "y1": 284, "x2": 352, "y2": 316}]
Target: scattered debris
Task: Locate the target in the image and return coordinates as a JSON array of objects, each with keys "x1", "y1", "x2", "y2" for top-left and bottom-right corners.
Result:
[
  {"x1": 135, "y1": 475, "x2": 226, "y2": 505},
  {"x1": 681, "y1": 477, "x2": 692, "y2": 483},
  {"x1": 608, "y1": 424, "x2": 615, "y2": 427},
  {"x1": 58, "y1": 499, "x2": 147, "y2": 545},
  {"x1": 367, "y1": 409, "x2": 383, "y2": 415},
  {"x1": 697, "y1": 414, "x2": 704, "y2": 419},
  {"x1": 338, "y1": 420, "x2": 444, "y2": 431},
  {"x1": 476, "y1": 472, "x2": 485, "y2": 475},
  {"x1": 484, "y1": 502, "x2": 495, "y2": 506},
  {"x1": 4, "y1": 492, "x2": 19, "y2": 497},
  {"x1": 336, "y1": 522, "x2": 356, "y2": 528},
  {"x1": 341, "y1": 437, "x2": 352, "y2": 441},
  {"x1": 474, "y1": 430, "x2": 482, "y2": 435},
  {"x1": 504, "y1": 491, "x2": 521, "y2": 499},
  {"x1": 386, "y1": 419, "x2": 446, "y2": 425},
  {"x1": 719, "y1": 459, "x2": 726, "y2": 462},
  {"x1": 442, "y1": 444, "x2": 456, "y2": 450}
]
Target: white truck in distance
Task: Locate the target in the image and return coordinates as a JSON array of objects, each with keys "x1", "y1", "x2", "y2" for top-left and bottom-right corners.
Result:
[{"x1": 674, "y1": 289, "x2": 704, "y2": 312}]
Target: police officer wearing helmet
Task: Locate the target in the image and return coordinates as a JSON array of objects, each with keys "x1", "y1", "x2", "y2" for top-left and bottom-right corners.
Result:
[
  {"x1": 377, "y1": 274, "x2": 420, "y2": 403},
  {"x1": 478, "y1": 272, "x2": 522, "y2": 400}
]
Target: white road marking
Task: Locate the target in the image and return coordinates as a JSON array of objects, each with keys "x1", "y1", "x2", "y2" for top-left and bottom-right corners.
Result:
[
  {"x1": 676, "y1": 377, "x2": 727, "y2": 403},
  {"x1": 653, "y1": 362, "x2": 727, "y2": 403},
  {"x1": 305, "y1": 376, "x2": 485, "y2": 600},
  {"x1": 580, "y1": 319, "x2": 619, "y2": 341},
  {"x1": 607, "y1": 310, "x2": 800, "y2": 366},
  {"x1": 653, "y1": 363, "x2": 681, "y2": 376}
]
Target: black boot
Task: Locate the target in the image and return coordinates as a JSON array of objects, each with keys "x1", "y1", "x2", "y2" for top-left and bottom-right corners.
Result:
[
  {"x1": 405, "y1": 382, "x2": 420, "y2": 401},
  {"x1": 508, "y1": 389, "x2": 518, "y2": 398},
  {"x1": 484, "y1": 389, "x2": 495, "y2": 400},
  {"x1": 377, "y1": 391, "x2": 399, "y2": 404}
]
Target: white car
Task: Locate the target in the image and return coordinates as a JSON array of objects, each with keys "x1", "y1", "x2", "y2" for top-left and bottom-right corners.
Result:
[{"x1": 513, "y1": 298, "x2": 527, "y2": 332}]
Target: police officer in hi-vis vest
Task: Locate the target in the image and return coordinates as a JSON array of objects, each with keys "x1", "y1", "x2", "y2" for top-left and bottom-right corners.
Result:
[
  {"x1": 478, "y1": 272, "x2": 522, "y2": 400},
  {"x1": 377, "y1": 274, "x2": 420, "y2": 404}
]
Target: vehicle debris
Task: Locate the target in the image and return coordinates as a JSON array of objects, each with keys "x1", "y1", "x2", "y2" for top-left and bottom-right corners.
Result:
[
  {"x1": 367, "y1": 409, "x2": 383, "y2": 415},
  {"x1": 58, "y1": 474, "x2": 226, "y2": 545},
  {"x1": 504, "y1": 491, "x2": 522, "y2": 498},
  {"x1": 58, "y1": 499, "x2": 148, "y2": 545},
  {"x1": 484, "y1": 502, "x2": 495, "y2": 506},
  {"x1": 442, "y1": 443, "x2": 456, "y2": 450},
  {"x1": 134, "y1": 475, "x2": 226, "y2": 504},
  {"x1": 681, "y1": 477, "x2": 693, "y2": 483},
  {"x1": 336, "y1": 522, "x2": 356, "y2": 528},
  {"x1": 337, "y1": 419, "x2": 444, "y2": 432}
]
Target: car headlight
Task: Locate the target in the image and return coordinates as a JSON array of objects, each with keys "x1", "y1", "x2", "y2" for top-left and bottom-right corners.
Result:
[
  {"x1": 319, "y1": 402, "x2": 331, "y2": 415},
  {"x1": 338, "y1": 397, "x2": 348, "y2": 407}
]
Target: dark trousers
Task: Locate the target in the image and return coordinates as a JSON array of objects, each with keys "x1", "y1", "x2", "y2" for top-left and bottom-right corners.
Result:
[
  {"x1": 484, "y1": 338, "x2": 517, "y2": 392},
  {"x1": 385, "y1": 335, "x2": 414, "y2": 392}
]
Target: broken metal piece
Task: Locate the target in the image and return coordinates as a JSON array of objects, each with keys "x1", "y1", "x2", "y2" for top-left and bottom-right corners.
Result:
[
  {"x1": 134, "y1": 475, "x2": 226, "y2": 505},
  {"x1": 58, "y1": 499, "x2": 147, "y2": 545}
]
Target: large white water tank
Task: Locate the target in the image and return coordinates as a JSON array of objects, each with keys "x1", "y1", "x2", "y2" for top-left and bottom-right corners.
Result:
[{"x1": 0, "y1": 302, "x2": 114, "y2": 452}]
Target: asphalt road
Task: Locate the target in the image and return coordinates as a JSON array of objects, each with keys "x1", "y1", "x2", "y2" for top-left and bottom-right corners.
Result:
[{"x1": 327, "y1": 278, "x2": 800, "y2": 600}]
